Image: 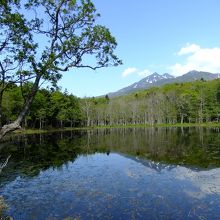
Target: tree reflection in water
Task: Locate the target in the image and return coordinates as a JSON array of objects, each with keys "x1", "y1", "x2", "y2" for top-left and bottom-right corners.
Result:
[{"x1": 0, "y1": 127, "x2": 220, "y2": 219}]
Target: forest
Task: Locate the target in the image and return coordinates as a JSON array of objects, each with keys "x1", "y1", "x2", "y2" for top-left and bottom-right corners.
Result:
[{"x1": 2, "y1": 78, "x2": 220, "y2": 129}]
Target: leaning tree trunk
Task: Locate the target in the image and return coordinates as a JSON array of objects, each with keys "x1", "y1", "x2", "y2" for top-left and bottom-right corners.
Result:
[
  {"x1": 0, "y1": 90, "x2": 3, "y2": 129},
  {"x1": 0, "y1": 74, "x2": 41, "y2": 140}
]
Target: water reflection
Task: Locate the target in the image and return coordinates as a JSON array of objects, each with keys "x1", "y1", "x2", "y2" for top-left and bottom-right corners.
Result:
[
  {"x1": 1, "y1": 153, "x2": 220, "y2": 219},
  {"x1": 0, "y1": 127, "x2": 220, "y2": 219},
  {"x1": 175, "y1": 166, "x2": 220, "y2": 196},
  {"x1": 1, "y1": 127, "x2": 220, "y2": 176}
]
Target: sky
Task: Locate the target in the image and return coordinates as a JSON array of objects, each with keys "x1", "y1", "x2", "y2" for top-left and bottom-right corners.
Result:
[{"x1": 58, "y1": 0, "x2": 220, "y2": 97}]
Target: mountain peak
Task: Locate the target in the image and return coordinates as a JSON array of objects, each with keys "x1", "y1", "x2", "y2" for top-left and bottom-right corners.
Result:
[
  {"x1": 185, "y1": 70, "x2": 216, "y2": 75},
  {"x1": 187, "y1": 70, "x2": 200, "y2": 74},
  {"x1": 162, "y1": 73, "x2": 174, "y2": 79},
  {"x1": 152, "y1": 72, "x2": 159, "y2": 75},
  {"x1": 108, "y1": 70, "x2": 219, "y2": 97},
  {"x1": 188, "y1": 70, "x2": 197, "y2": 72},
  {"x1": 143, "y1": 72, "x2": 166, "y2": 84}
]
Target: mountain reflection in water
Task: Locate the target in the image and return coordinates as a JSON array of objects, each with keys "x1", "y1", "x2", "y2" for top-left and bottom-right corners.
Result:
[{"x1": 0, "y1": 127, "x2": 220, "y2": 219}]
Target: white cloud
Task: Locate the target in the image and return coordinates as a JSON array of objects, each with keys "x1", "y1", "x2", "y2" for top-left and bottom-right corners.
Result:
[
  {"x1": 137, "y1": 69, "x2": 151, "y2": 77},
  {"x1": 169, "y1": 44, "x2": 220, "y2": 76},
  {"x1": 122, "y1": 67, "x2": 138, "y2": 77},
  {"x1": 122, "y1": 67, "x2": 152, "y2": 78},
  {"x1": 177, "y1": 43, "x2": 200, "y2": 55},
  {"x1": 170, "y1": 63, "x2": 197, "y2": 76}
]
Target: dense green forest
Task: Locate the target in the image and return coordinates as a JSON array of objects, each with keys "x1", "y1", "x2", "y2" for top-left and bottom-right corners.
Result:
[
  {"x1": 2, "y1": 79, "x2": 220, "y2": 129},
  {"x1": 1, "y1": 85, "x2": 83, "y2": 129},
  {"x1": 89, "y1": 79, "x2": 220, "y2": 126}
]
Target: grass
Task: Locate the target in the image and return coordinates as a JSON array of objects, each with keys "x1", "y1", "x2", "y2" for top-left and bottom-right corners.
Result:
[
  {"x1": 13, "y1": 128, "x2": 49, "y2": 134},
  {"x1": 12, "y1": 126, "x2": 91, "y2": 136},
  {"x1": 11, "y1": 122, "x2": 220, "y2": 135},
  {"x1": 91, "y1": 122, "x2": 220, "y2": 129}
]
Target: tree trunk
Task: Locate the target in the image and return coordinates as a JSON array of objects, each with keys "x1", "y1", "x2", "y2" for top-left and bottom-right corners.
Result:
[
  {"x1": 0, "y1": 89, "x2": 5, "y2": 129},
  {"x1": 0, "y1": 74, "x2": 41, "y2": 140},
  {"x1": 180, "y1": 114, "x2": 184, "y2": 124},
  {"x1": 39, "y1": 118, "x2": 42, "y2": 130}
]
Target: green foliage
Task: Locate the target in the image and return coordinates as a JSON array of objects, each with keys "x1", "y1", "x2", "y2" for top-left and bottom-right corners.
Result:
[
  {"x1": 2, "y1": 86, "x2": 23, "y2": 122},
  {"x1": 86, "y1": 79, "x2": 220, "y2": 126},
  {"x1": 0, "y1": 0, "x2": 121, "y2": 135},
  {"x1": 1, "y1": 85, "x2": 82, "y2": 129},
  {"x1": 18, "y1": 0, "x2": 122, "y2": 84},
  {"x1": 2, "y1": 79, "x2": 220, "y2": 130}
]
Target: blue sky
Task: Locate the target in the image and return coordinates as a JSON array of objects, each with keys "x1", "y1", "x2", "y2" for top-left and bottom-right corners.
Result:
[{"x1": 58, "y1": 0, "x2": 220, "y2": 97}]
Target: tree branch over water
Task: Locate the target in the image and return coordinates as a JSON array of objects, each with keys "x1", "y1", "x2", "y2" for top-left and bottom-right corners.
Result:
[{"x1": 0, "y1": 0, "x2": 121, "y2": 140}]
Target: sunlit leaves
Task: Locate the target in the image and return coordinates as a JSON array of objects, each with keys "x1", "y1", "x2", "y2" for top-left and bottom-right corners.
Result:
[{"x1": 0, "y1": 0, "x2": 121, "y2": 135}]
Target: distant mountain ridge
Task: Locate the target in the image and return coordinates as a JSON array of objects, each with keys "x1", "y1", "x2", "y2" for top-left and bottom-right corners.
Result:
[{"x1": 108, "y1": 70, "x2": 220, "y2": 97}]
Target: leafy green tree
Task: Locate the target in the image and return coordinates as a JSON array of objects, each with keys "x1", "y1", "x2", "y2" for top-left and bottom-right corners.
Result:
[
  {"x1": 65, "y1": 95, "x2": 82, "y2": 127},
  {"x1": 29, "y1": 89, "x2": 49, "y2": 128},
  {"x1": 0, "y1": 0, "x2": 121, "y2": 139},
  {"x1": 0, "y1": 1, "x2": 36, "y2": 128},
  {"x1": 2, "y1": 86, "x2": 23, "y2": 124},
  {"x1": 88, "y1": 79, "x2": 220, "y2": 126}
]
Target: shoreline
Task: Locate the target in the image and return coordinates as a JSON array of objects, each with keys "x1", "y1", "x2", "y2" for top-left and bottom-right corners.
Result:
[{"x1": 12, "y1": 122, "x2": 220, "y2": 135}]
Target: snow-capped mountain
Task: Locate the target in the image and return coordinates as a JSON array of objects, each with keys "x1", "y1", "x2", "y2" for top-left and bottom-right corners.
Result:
[
  {"x1": 130, "y1": 72, "x2": 174, "y2": 90},
  {"x1": 107, "y1": 70, "x2": 220, "y2": 97}
]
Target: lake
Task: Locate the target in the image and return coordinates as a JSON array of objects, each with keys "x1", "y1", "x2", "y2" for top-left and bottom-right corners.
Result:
[{"x1": 0, "y1": 127, "x2": 220, "y2": 219}]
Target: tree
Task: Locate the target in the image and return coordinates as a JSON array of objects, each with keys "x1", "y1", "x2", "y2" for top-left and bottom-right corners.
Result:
[
  {"x1": 0, "y1": 0, "x2": 122, "y2": 139},
  {"x1": 0, "y1": 1, "x2": 36, "y2": 128},
  {"x1": 81, "y1": 98, "x2": 94, "y2": 127},
  {"x1": 65, "y1": 95, "x2": 82, "y2": 127},
  {"x1": 29, "y1": 89, "x2": 49, "y2": 129},
  {"x1": 0, "y1": 0, "x2": 19, "y2": 8}
]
